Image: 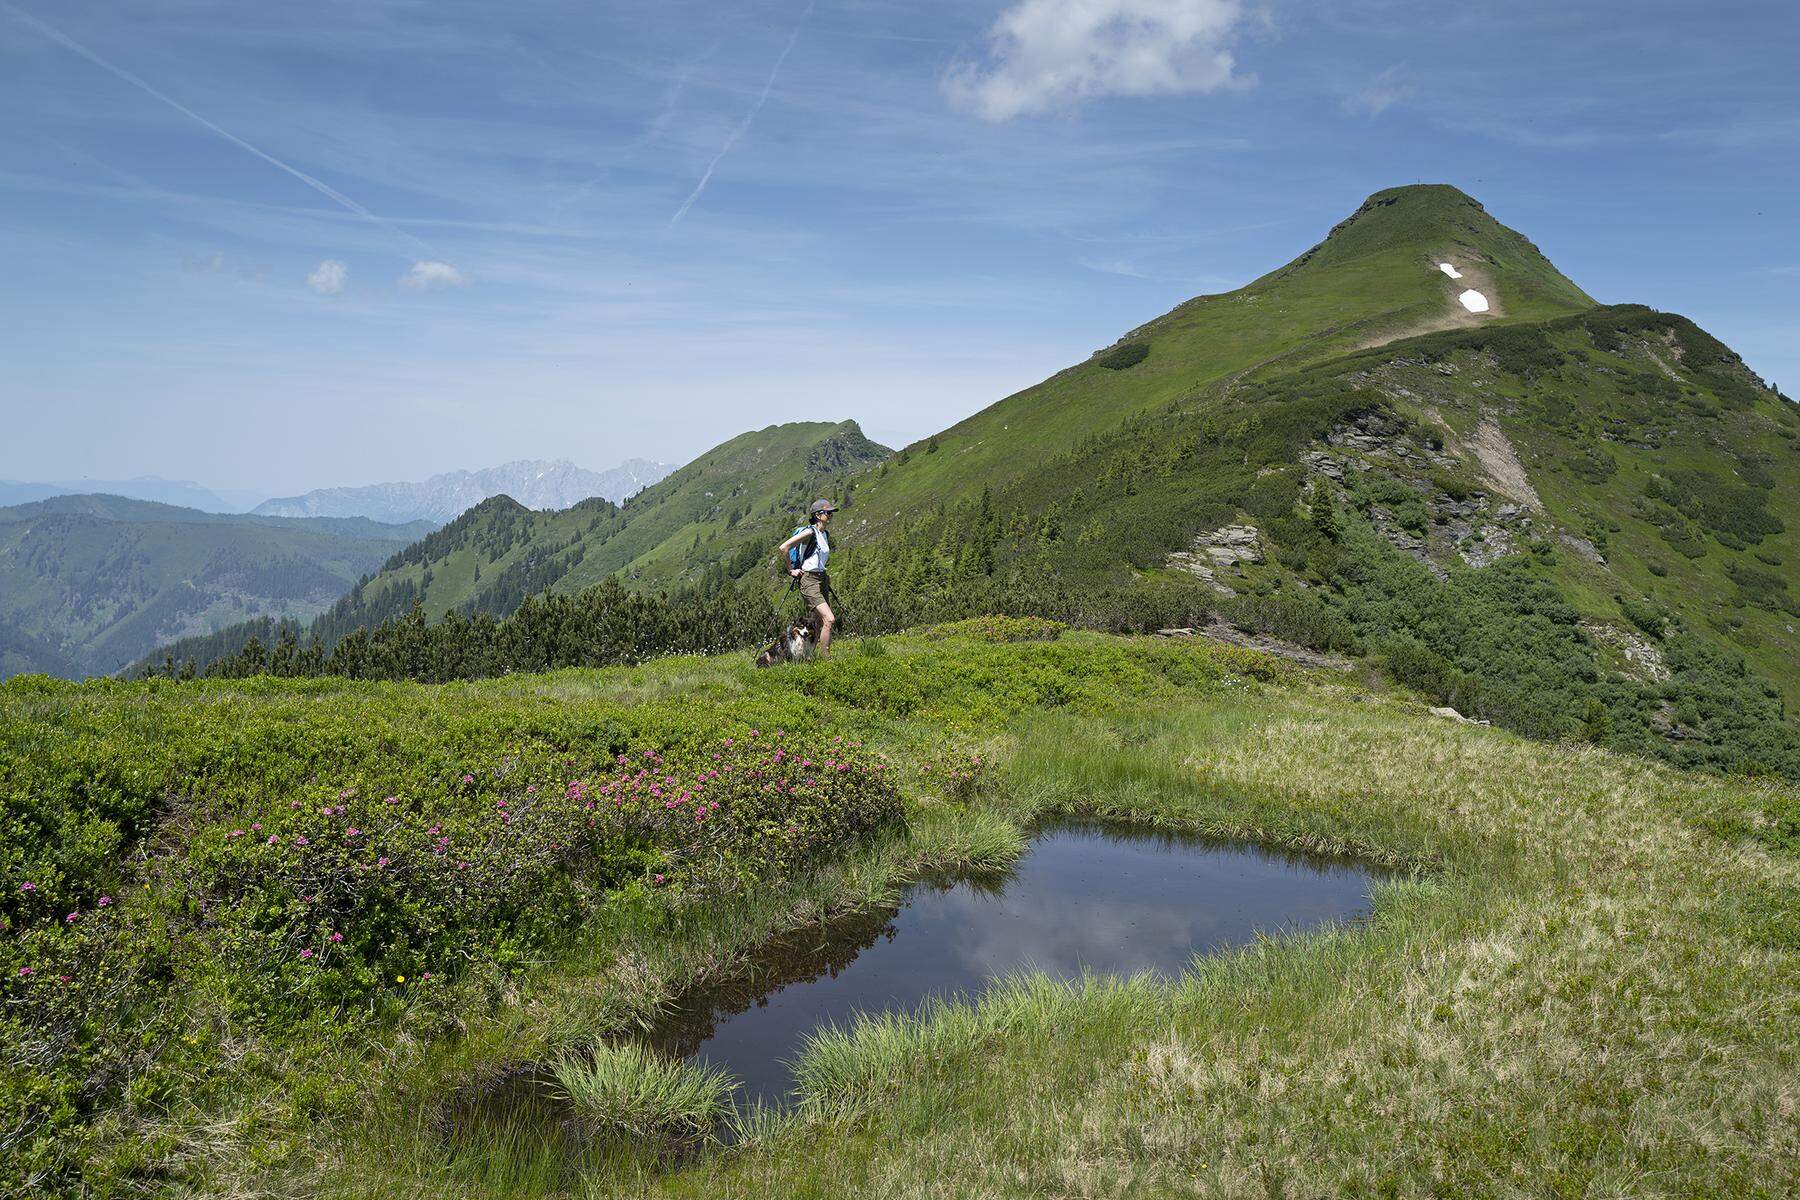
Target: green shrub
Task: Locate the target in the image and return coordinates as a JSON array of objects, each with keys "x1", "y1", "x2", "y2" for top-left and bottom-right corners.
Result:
[
  {"x1": 1647, "y1": 471, "x2": 1784, "y2": 543},
  {"x1": 1095, "y1": 342, "x2": 1149, "y2": 370},
  {"x1": 921, "y1": 615, "x2": 1067, "y2": 643},
  {"x1": 1429, "y1": 469, "x2": 1482, "y2": 502},
  {"x1": 1219, "y1": 592, "x2": 1360, "y2": 654},
  {"x1": 1618, "y1": 596, "x2": 1671, "y2": 639},
  {"x1": 1726, "y1": 563, "x2": 1796, "y2": 614}
]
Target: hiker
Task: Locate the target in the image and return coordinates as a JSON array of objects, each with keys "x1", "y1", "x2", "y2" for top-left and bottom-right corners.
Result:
[{"x1": 778, "y1": 499, "x2": 838, "y2": 659}]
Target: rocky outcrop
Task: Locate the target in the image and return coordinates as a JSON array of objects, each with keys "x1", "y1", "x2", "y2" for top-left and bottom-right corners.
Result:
[
  {"x1": 1455, "y1": 526, "x2": 1520, "y2": 568},
  {"x1": 1302, "y1": 450, "x2": 1345, "y2": 482},
  {"x1": 1581, "y1": 620, "x2": 1670, "y2": 683},
  {"x1": 1559, "y1": 533, "x2": 1607, "y2": 565},
  {"x1": 1307, "y1": 418, "x2": 1540, "y2": 575},
  {"x1": 1168, "y1": 524, "x2": 1263, "y2": 593},
  {"x1": 1327, "y1": 410, "x2": 1457, "y2": 468}
]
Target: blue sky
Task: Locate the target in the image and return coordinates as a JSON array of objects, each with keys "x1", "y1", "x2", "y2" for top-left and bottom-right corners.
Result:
[{"x1": 2, "y1": 0, "x2": 1795, "y2": 498}]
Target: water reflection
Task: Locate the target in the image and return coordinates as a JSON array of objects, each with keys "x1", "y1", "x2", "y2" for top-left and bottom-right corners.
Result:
[{"x1": 668, "y1": 820, "x2": 1376, "y2": 1107}]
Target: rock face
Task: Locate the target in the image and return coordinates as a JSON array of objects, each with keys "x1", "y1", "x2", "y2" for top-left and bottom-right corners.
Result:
[
  {"x1": 1306, "y1": 407, "x2": 1553, "y2": 578},
  {"x1": 1463, "y1": 419, "x2": 1543, "y2": 511},
  {"x1": 1168, "y1": 524, "x2": 1263, "y2": 593},
  {"x1": 1327, "y1": 409, "x2": 1458, "y2": 468},
  {"x1": 1302, "y1": 450, "x2": 1345, "y2": 482}
]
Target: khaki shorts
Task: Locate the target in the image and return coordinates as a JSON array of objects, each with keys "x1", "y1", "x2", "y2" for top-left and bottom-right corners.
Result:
[{"x1": 798, "y1": 571, "x2": 831, "y2": 609}]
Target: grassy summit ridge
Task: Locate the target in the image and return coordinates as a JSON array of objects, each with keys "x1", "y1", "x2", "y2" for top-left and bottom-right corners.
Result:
[{"x1": 841, "y1": 184, "x2": 1593, "y2": 533}]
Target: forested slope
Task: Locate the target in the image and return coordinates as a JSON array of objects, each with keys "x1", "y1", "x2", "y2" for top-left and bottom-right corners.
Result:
[{"x1": 0, "y1": 496, "x2": 431, "y2": 678}]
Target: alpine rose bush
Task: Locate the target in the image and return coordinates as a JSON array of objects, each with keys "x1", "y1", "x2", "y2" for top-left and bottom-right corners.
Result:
[{"x1": 167, "y1": 734, "x2": 901, "y2": 1019}]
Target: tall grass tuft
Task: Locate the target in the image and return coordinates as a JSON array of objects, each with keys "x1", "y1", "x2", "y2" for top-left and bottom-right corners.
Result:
[
  {"x1": 549, "y1": 1041, "x2": 736, "y2": 1141},
  {"x1": 720, "y1": 1098, "x2": 793, "y2": 1148},
  {"x1": 793, "y1": 997, "x2": 985, "y2": 1117},
  {"x1": 909, "y1": 804, "x2": 1027, "y2": 874}
]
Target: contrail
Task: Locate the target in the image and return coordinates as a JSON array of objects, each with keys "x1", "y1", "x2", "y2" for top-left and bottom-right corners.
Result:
[
  {"x1": 3, "y1": 2, "x2": 436, "y2": 257},
  {"x1": 670, "y1": 0, "x2": 815, "y2": 227}
]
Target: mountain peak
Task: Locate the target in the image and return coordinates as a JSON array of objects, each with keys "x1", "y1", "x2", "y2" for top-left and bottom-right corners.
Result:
[
  {"x1": 1326, "y1": 183, "x2": 1486, "y2": 242},
  {"x1": 1271, "y1": 182, "x2": 1594, "y2": 317}
]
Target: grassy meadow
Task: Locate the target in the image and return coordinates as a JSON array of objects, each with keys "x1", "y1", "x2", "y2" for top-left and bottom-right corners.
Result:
[{"x1": 4, "y1": 625, "x2": 1795, "y2": 1197}]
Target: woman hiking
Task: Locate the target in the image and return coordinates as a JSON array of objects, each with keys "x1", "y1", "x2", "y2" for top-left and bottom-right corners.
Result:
[{"x1": 778, "y1": 499, "x2": 838, "y2": 659}]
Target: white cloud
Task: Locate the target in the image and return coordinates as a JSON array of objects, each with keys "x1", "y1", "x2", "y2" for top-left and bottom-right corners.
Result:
[
  {"x1": 1342, "y1": 64, "x2": 1413, "y2": 117},
  {"x1": 1076, "y1": 256, "x2": 1152, "y2": 279},
  {"x1": 944, "y1": 0, "x2": 1254, "y2": 121},
  {"x1": 399, "y1": 260, "x2": 468, "y2": 290},
  {"x1": 307, "y1": 259, "x2": 349, "y2": 294}
]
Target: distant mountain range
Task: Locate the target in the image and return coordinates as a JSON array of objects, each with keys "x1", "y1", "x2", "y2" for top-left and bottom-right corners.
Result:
[
  {"x1": 0, "y1": 476, "x2": 263, "y2": 513},
  {"x1": 251, "y1": 458, "x2": 673, "y2": 524}
]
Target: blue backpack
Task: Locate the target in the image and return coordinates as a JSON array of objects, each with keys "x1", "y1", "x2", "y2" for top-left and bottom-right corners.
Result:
[{"x1": 787, "y1": 525, "x2": 816, "y2": 573}]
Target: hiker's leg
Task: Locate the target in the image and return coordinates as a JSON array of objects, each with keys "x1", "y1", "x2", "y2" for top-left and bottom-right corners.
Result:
[{"x1": 816, "y1": 602, "x2": 835, "y2": 657}]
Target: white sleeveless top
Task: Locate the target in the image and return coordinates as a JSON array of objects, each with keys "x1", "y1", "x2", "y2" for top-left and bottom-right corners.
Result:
[{"x1": 800, "y1": 526, "x2": 830, "y2": 572}]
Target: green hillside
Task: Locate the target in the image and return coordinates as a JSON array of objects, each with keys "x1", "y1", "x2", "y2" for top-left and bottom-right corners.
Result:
[
  {"x1": 840, "y1": 303, "x2": 1799, "y2": 777},
  {"x1": 551, "y1": 419, "x2": 889, "y2": 594},
  {"x1": 129, "y1": 185, "x2": 1799, "y2": 783},
  {"x1": 0, "y1": 496, "x2": 431, "y2": 678},
  {"x1": 241, "y1": 420, "x2": 887, "y2": 646},
  {"x1": 839, "y1": 184, "x2": 1594, "y2": 536}
]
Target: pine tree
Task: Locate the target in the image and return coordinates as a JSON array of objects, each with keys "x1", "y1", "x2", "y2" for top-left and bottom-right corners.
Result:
[
  {"x1": 1582, "y1": 697, "x2": 1613, "y2": 745},
  {"x1": 1309, "y1": 479, "x2": 1342, "y2": 542}
]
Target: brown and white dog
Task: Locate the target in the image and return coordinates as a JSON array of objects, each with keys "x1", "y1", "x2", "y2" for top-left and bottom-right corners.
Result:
[{"x1": 755, "y1": 611, "x2": 822, "y2": 668}]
